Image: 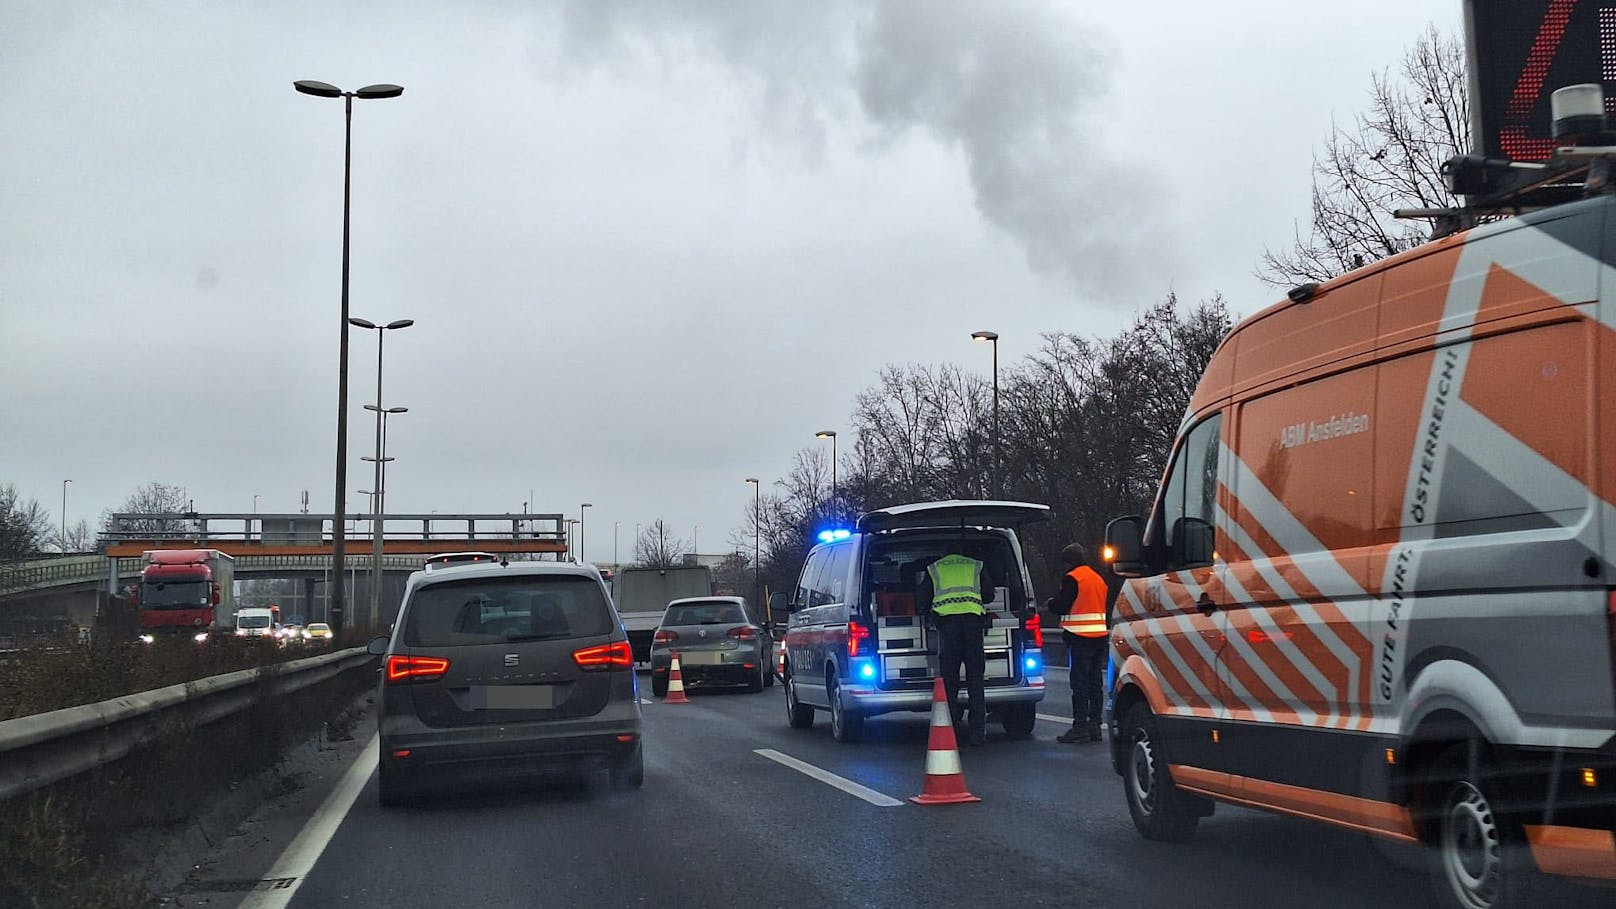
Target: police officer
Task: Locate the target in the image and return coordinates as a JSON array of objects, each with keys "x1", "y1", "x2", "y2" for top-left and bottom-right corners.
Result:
[
  {"x1": 1045, "y1": 543, "x2": 1108, "y2": 743},
  {"x1": 920, "y1": 551, "x2": 996, "y2": 746}
]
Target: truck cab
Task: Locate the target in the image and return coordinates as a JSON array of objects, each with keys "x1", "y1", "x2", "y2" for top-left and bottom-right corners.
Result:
[{"x1": 781, "y1": 500, "x2": 1049, "y2": 742}]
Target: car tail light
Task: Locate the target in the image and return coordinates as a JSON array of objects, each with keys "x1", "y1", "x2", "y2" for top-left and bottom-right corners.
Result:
[
  {"x1": 573, "y1": 641, "x2": 633, "y2": 670},
  {"x1": 1025, "y1": 613, "x2": 1043, "y2": 649},
  {"x1": 847, "y1": 620, "x2": 871, "y2": 657},
  {"x1": 654, "y1": 629, "x2": 678, "y2": 643},
  {"x1": 386, "y1": 655, "x2": 450, "y2": 683},
  {"x1": 728, "y1": 625, "x2": 757, "y2": 640}
]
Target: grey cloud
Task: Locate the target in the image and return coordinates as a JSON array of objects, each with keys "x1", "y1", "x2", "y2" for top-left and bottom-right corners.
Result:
[{"x1": 552, "y1": 0, "x2": 1166, "y2": 299}]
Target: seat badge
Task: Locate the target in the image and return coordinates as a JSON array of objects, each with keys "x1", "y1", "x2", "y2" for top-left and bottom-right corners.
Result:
[
  {"x1": 504, "y1": 653, "x2": 519, "y2": 667},
  {"x1": 698, "y1": 629, "x2": 707, "y2": 639}
]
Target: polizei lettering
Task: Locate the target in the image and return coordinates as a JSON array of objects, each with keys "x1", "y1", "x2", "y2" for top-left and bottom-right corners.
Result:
[
  {"x1": 1378, "y1": 547, "x2": 1413, "y2": 701},
  {"x1": 1408, "y1": 348, "x2": 1459, "y2": 525},
  {"x1": 1278, "y1": 412, "x2": 1370, "y2": 449}
]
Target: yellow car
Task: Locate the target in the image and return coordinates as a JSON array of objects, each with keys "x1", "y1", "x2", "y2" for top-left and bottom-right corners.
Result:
[{"x1": 303, "y1": 623, "x2": 333, "y2": 643}]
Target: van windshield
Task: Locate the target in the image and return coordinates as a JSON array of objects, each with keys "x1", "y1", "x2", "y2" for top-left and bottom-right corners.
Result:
[{"x1": 404, "y1": 575, "x2": 612, "y2": 646}]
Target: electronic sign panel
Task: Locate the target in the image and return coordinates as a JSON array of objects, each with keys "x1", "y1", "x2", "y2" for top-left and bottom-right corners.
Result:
[{"x1": 1469, "y1": 0, "x2": 1615, "y2": 160}]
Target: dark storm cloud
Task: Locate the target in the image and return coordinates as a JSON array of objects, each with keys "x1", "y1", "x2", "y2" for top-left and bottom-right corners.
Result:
[{"x1": 554, "y1": 0, "x2": 1165, "y2": 299}]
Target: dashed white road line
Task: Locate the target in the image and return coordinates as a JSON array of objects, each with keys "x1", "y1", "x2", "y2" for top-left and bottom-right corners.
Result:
[
  {"x1": 1037, "y1": 713, "x2": 1075, "y2": 725},
  {"x1": 238, "y1": 734, "x2": 378, "y2": 909},
  {"x1": 753, "y1": 748, "x2": 903, "y2": 807}
]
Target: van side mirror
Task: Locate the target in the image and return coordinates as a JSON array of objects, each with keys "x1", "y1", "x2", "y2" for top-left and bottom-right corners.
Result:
[
  {"x1": 1104, "y1": 516, "x2": 1149, "y2": 577},
  {"x1": 1170, "y1": 517, "x2": 1215, "y2": 569},
  {"x1": 366, "y1": 635, "x2": 390, "y2": 656}
]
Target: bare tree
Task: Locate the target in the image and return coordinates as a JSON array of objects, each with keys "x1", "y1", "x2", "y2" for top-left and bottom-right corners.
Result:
[
  {"x1": 52, "y1": 519, "x2": 96, "y2": 554},
  {"x1": 101, "y1": 482, "x2": 195, "y2": 540},
  {"x1": 633, "y1": 519, "x2": 688, "y2": 568},
  {"x1": 1259, "y1": 25, "x2": 1469, "y2": 287},
  {"x1": 1, "y1": 485, "x2": 52, "y2": 579}
]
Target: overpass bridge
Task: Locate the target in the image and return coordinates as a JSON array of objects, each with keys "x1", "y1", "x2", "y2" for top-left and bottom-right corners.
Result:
[{"x1": 1, "y1": 512, "x2": 573, "y2": 642}]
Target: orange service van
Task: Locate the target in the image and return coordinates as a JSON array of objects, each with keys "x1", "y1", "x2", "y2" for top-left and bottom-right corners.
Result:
[{"x1": 1104, "y1": 193, "x2": 1616, "y2": 903}]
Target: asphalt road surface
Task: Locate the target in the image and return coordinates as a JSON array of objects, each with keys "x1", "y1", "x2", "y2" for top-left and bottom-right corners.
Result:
[{"x1": 184, "y1": 666, "x2": 1613, "y2": 909}]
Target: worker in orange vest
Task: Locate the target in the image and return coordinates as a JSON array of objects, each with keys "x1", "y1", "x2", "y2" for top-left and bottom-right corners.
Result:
[{"x1": 1044, "y1": 543, "x2": 1109, "y2": 744}]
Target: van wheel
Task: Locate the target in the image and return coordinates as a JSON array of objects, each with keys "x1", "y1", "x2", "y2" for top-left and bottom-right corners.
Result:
[
  {"x1": 1424, "y1": 744, "x2": 1537, "y2": 909},
  {"x1": 609, "y1": 743, "x2": 645, "y2": 791},
  {"x1": 377, "y1": 762, "x2": 415, "y2": 809},
  {"x1": 1000, "y1": 703, "x2": 1036, "y2": 738},
  {"x1": 651, "y1": 674, "x2": 668, "y2": 698},
  {"x1": 829, "y1": 676, "x2": 863, "y2": 743},
  {"x1": 785, "y1": 675, "x2": 815, "y2": 729},
  {"x1": 1120, "y1": 703, "x2": 1198, "y2": 842}
]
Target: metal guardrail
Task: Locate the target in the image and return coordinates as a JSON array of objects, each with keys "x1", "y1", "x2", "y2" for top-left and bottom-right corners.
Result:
[
  {"x1": 0, "y1": 554, "x2": 431, "y2": 595},
  {"x1": 102, "y1": 512, "x2": 568, "y2": 544},
  {"x1": 0, "y1": 647, "x2": 373, "y2": 801}
]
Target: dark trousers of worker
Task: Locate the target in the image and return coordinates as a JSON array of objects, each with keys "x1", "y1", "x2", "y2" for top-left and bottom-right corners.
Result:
[
  {"x1": 935, "y1": 613, "x2": 987, "y2": 738},
  {"x1": 1067, "y1": 632, "x2": 1107, "y2": 733}
]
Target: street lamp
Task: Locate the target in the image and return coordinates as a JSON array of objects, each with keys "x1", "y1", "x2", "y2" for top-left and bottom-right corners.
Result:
[
  {"x1": 566, "y1": 519, "x2": 580, "y2": 562},
  {"x1": 613, "y1": 521, "x2": 620, "y2": 566},
  {"x1": 353, "y1": 314, "x2": 413, "y2": 629},
  {"x1": 295, "y1": 78, "x2": 404, "y2": 634},
  {"x1": 972, "y1": 330, "x2": 1000, "y2": 499},
  {"x1": 815, "y1": 430, "x2": 838, "y2": 514},
  {"x1": 745, "y1": 478, "x2": 761, "y2": 623},
  {"x1": 61, "y1": 479, "x2": 70, "y2": 551},
  {"x1": 362, "y1": 403, "x2": 407, "y2": 629},
  {"x1": 580, "y1": 503, "x2": 592, "y2": 564},
  {"x1": 252, "y1": 494, "x2": 261, "y2": 543}
]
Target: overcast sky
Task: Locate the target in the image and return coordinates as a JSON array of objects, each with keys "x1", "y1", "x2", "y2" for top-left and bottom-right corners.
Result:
[{"x1": 2, "y1": 0, "x2": 1462, "y2": 561}]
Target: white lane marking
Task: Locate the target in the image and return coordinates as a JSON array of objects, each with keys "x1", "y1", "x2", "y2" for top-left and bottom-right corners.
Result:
[
  {"x1": 753, "y1": 749, "x2": 903, "y2": 807},
  {"x1": 1036, "y1": 713, "x2": 1074, "y2": 725},
  {"x1": 238, "y1": 734, "x2": 379, "y2": 909},
  {"x1": 639, "y1": 698, "x2": 653, "y2": 705}
]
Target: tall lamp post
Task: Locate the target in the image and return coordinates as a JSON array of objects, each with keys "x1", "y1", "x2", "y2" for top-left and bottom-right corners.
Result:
[
  {"x1": 613, "y1": 521, "x2": 620, "y2": 567},
  {"x1": 579, "y1": 503, "x2": 592, "y2": 564},
  {"x1": 745, "y1": 478, "x2": 761, "y2": 622},
  {"x1": 363, "y1": 403, "x2": 407, "y2": 629},
  {"x1": 295, "y1": 77, "x2": 404, "y2": 634},
  {"x1": 61, "y1": 479, "x2": 70, "y2": 551},
  {"x1": 353, "y1": 315, "x2": 412, "y2": 630},
  {"x1": 972, "y1": 330, "x2": 1000, "y2": 498},
  {"x1": 815, "y1": 430, "x2": 838, "y2": 516}
]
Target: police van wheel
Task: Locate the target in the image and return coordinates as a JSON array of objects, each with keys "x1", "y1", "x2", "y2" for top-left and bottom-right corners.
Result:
[
  {"x1": 1425, "y1": 744, "x2": 1537, "y2": 909},
  {"x1": 786, "y1": 675, "x2": 815, "y2": 729},
  {"x1": 651, "y1": 674, "x2": 668, "y2": 698},
  {"x1": 1000, "y1": 703, "x2": 1036, "y2": 738},
  {"x1": 1121, "y1": 703, "x2": 1198, "y2": 842},
  {"x1": 829, "y1": 677, "x2": 863, "y2": 743}
]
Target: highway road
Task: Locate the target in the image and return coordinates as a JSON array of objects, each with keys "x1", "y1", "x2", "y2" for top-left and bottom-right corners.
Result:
[{"x1": 176, "y1": 666, "x2": 1611, "y2": 909}]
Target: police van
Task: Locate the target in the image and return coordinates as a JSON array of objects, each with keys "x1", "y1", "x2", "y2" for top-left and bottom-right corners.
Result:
[
  {"x1": 1104, "y1": 141, "x2": 1616, "y2": 904},
  {"x1": 781, "y1": 501, "x2": 1048, "y2": 742}
]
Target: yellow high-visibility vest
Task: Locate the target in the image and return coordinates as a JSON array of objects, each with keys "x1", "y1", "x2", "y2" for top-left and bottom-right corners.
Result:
[{"x1": 927, "y1": 555, "x2": 986, "y2": 616}]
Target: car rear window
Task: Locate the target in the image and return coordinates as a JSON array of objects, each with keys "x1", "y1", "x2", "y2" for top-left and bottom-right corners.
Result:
[
  {"x1": 404, "y1": 575, "x2": 613, "y2": 647},
  {"x1": 662, "y1": 602, "x2": 747, "y2": 626}
]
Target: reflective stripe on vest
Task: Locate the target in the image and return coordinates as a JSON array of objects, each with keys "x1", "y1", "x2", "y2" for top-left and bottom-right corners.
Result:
[
  {"x1": 927, "y1": 554, "x2": 985, "y2": 616},
  {"x1": 1061, "y1": 565, "x2": 1107, "y2": 637}
]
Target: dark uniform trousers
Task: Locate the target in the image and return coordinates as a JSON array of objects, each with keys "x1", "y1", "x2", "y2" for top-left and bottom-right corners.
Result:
[
  {"x1": 1068, "y1": 633, "x2": 1107, "y2": 733},
  {"x1": 935, "y1": 613, "x2": 987, "y2": 735}
]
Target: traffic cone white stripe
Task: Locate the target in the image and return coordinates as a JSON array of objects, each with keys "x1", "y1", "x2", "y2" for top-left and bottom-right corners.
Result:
[
  {"x1": 665, "y1": 649, "x2": 691, "y2": 703},
  {"x1": 925, "y1": 747, "x2": 962, "y2": 777}
]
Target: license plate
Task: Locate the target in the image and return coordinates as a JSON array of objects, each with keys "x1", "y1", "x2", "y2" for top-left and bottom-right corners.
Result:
[
  {"x1": 471, "y1": 685, "x2": 555, "y2": 710},
  {"x1": 679, "y1": 651, "x2": 722, "y2": 666}
]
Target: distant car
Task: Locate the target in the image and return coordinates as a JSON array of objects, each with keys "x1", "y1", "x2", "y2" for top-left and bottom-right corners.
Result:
[
  {"x1": 649, "y1": 597, "x2": 769, "y2": 696},
  {"x1": 279, "y1": 624, "x2": 304, "y2": 643},
  {"x1": 370, "y1": 560, "x2": 642, "y2": 806},
  {"x1": 303, "y1": 623, "x2": 333, "y2": 643}
]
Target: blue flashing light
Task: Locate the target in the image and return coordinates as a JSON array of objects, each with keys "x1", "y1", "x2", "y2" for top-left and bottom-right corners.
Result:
[
  {"x1": 816, "y1": 527, "x2": 853, "y2": 544},
  {"x1": 855, "y1": 659, "x2": 878, "y2": 682},
  {"x1": 1023, "y1": 653, "x2": 1043, "y2": 676}
]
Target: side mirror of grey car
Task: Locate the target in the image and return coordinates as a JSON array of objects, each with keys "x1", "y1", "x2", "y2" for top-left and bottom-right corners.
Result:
[{"x1": 366, "y1": 635, "x2": 390, "y2": 656}]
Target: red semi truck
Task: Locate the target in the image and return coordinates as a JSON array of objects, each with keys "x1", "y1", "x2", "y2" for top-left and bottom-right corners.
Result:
[{"x1": 135, "y1": 549, "x2": 237, "y2": 643}]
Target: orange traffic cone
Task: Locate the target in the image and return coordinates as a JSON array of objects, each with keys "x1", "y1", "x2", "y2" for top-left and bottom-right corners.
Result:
[
  {"x1": 664, "y1": 650, "x2": 690, "y2": 703},
  {"x1": 910, "y1": 676, "x2": 980, "y2": 805}
]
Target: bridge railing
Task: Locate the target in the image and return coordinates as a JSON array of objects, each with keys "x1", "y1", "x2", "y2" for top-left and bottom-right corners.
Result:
[{"x1": 102, "y1": 512, "x2": 568, "y2": 545}]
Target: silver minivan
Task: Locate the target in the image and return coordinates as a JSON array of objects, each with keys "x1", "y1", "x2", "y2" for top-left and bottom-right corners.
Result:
[
  {"x1": 781, "y1": 500, "x2": 1049, "y2": 742},
  {"x1": 368, "y1": 560, "x2": 643, "y2": 805}
]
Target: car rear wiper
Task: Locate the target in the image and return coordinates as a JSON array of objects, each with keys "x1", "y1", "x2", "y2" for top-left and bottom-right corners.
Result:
[{"x1": 503, "y1": 632, "x2": 570, "y2": 642}]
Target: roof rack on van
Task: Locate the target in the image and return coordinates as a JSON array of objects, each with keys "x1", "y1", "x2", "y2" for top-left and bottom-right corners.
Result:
[{"x1": 1399, "y1": 83, "x2": 1616, "y2": 239}]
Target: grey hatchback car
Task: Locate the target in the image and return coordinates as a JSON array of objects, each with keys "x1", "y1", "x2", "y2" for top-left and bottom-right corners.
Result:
[
  {"x1": 368, "y1": 560, "x2": 643, "y2": 806},
  {"x1": 648, "y1": 596, "x2": 770, "y2": 696}
]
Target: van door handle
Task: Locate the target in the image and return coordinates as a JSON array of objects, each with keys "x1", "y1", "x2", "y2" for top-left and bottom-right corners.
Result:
[{"x1": 1196, "y1": 597, "x2": 1217, "y2": 616}]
